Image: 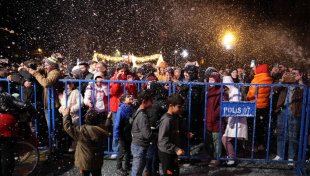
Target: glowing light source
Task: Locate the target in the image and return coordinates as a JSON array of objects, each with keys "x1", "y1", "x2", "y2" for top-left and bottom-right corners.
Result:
[
  {"x1": 115, "y1": 49, "x2": 121, "y2": 56},
  {"x1": 37, "y1": 48, "x2": 43, "y2": 53},
  {"x1": 222, "y1": 32, "x2": 235, "y2": 50},
  {"x1": 181, "y1": 49, "x2": 189, "y2": 58}
]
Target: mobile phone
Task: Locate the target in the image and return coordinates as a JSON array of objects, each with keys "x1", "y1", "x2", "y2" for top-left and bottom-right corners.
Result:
[{"x1": 250, "y1": 60, "x2": 255, "y2": 68}]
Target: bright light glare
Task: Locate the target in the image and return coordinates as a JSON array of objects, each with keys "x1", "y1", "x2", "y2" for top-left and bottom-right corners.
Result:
[
  {"x1": 222, "y1": 32, "x2": 235, "y2": 50},
  {"x1": 181, "y1": 49, "x2": 189, "y2": 58}
]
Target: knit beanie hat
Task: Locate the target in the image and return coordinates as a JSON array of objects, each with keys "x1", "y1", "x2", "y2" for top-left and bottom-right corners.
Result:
[{"x1": 45, "y1": 56, "x2": 59, "y2": 68}]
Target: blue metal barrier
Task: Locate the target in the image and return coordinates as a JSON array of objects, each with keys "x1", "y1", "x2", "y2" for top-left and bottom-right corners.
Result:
[{"x1": 1, "y1": 78, "x2": 310, "y2": 175}]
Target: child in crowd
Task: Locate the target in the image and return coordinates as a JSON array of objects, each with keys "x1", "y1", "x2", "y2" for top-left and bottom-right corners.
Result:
[
  {"x1": 158, "y1": 94, "x2": 185, "y2": 176},
  {"x1": 61, "y1": 108, "x2": 112, "y2": 176},
  {"x1": 131, "y1": 90, "x2": 154, "y2": 176},
  {"x1": 113, "y1": 94, "x2": 135, "y2": 175},
  {"x1": 221, "y1": 76, "x2": 248, "y2": 166},
  {"x1": 206, "y1": 72, "x2": 223, "y2": 167}
]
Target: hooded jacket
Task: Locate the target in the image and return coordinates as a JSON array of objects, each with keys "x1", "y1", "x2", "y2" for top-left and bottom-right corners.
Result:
[
  {"x1": 206, "y1": 72, "x2": 224, "y2": 132},
  {"x1": 222, "y1": 76, "x2": 248, "y2": 139},
  {"x1": 63, "y1": 114, "x2": 111, "y2": 170},
  {"x1": 246, "y1": 64, "x2": 273, "y2": 108},
  {"x1": 109, "y1": 72, "x2": 137, "y2": 112}
]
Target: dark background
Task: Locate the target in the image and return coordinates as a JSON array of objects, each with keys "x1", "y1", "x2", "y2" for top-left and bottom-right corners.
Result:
[{"x1": 0, "y1": 0, "x2": 309, "y2": 67}]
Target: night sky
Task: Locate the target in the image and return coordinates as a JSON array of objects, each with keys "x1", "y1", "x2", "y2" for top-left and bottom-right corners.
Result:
[{"x1": 0, "y1": 0, "x2": 309, "y2": 67}]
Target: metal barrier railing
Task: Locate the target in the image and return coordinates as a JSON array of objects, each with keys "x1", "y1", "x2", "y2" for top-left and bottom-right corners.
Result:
[{"x1": 1, "y1": 78, "x2": 309, "y2": 174}]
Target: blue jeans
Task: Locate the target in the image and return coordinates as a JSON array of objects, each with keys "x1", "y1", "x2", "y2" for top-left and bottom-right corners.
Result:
[
  {"x1": 145, "y1": 143, "x2": 159, "y2": 175},
  {"x1": 276, "y1": 109, "x2": 300, "y2": 160},
  {"x1": 112, "y1": 112, "x2": 119, "y2": 152},
  {"x1": 131, "y1": 144, "x2": 148, "y2": 176}
]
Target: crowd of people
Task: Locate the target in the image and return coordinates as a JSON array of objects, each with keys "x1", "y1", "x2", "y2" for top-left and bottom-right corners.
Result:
[{"x1": 0, "y1": 53, "x2": 310, "y2": 176}]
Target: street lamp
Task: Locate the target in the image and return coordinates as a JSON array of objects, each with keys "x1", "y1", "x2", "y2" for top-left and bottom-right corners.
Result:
[
  {"x1": 222, "y1": 32, "x2": 235, "y2": 50},
  {"x1": 37, "y1": 48, "x2": 43, "y2": 53},
  {"x1": 173, "y1": 50, "x2": 178, "y2": 67}
]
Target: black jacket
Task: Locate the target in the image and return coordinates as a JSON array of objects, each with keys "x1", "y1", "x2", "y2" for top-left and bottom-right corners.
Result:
[
  {"x1": 158, "y1": 113, "x2": 180, "y2": 154},
  {"x1": 131, "y1": 109, "x2": 152, "y2": 147}
]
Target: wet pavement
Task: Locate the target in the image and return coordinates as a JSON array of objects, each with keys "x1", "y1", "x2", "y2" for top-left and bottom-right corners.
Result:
[{"x1": 22, "y1": 152, "x2": 301, "y2": 176}]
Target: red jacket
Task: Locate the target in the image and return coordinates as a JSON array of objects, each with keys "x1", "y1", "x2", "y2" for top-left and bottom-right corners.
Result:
[
  {"x1": 206, "y1": 86, "x2": 223, "y2": 132},
  {"x1": 110, "y1": 72, "x2": 138, "y2": 112},
  {"x1": 0, "y1": 113, "x2": 18, "y2": 137}
]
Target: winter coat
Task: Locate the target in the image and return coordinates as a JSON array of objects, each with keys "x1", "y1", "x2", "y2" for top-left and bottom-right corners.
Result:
[
  {"x1": 113, "y1": 103, "x2": 134, "y2": 141},
  {"x1": 80, "y1": 71, "x2": 94, "y2": 93},
  {"x1": 157, "y1": 113, "x2": 180, "y2": 154},
  {"x1": 63, "y1": 114, "x2": 111, "y2": 171},
  {"x1": 9, "y1": 70, "x2": 35, "y2": 103},
  {"x1": 206, "y1": 86, "x2": 222, "y2": 132},
  {"x1": 0, "y1": 113, "x2": 17, "y2": 137},
  {"x1": 275, "y1": 86, "x2": 303, "y2": 118},
  {"x1": 246, "y1": 64, "x2": 273, "y2": 108},
  {"x1": 32, "y1": 68, "x2": 61, "y2": 109},
  {"x1": 59, "y1": 89, "x2": 84, "y2": 125},
  {"x1": 131, "y1": 109, "x2": 152, "y2": 147},
  {"x1": 109, "y1": 72, "x2": 137, "y2": 112},
  {"x1": 222, "y1": 76, "x2": 248, "y2": 140},
  {"x1": 84, "y1": 83, "x2": 108, "y2": 113}
]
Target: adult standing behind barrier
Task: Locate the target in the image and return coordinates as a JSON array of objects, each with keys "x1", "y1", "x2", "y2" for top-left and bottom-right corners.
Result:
[
  {"x1": 246, "y1": 64, "x2": 273, "y2": 153},
  {"x1": 110, "y1": 62, "x2": 138, "y2": 159},
  {"x1": 221, "y1": 76, "x2": 248, "y2": 166},
  {"x1": 273, "y1": 69, "x2": 304, "y2": 166},
  {"x1": 78, "y1": 61, "x2": 94, "y2": 94},
  {"x1": 59, "y1": 77, "x2": 84, "y2": 152},
  {"x1": 178, "y1": 65, "x2": 204, "y2": 150},
  {"x1": 23, "y1": 56, "x2": 62, "y2": 154}
]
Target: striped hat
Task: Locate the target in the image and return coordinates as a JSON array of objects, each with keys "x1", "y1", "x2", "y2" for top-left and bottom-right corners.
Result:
[{"x1": 45, "y1": 56, "x2": 59, "y2": 67}]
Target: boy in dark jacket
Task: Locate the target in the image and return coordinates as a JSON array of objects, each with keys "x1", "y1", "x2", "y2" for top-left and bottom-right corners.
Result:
[
  {"x1": 131, "y1": 90, "x2": 153, "y2": 176},
  {"x1": 158, "y1": 94, "x2": 185, "y2": 176},
  {"x1": 113, "y1": 94, "x2": 135, "y2": 175},
  {"x1": 61, "y1": 108, "x2": 112, "y2": 176}
]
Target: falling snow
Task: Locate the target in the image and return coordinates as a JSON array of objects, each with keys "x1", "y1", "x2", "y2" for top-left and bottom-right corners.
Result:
[{"x1": 0, "y1": 0, "x2": 309, "y2": 68}]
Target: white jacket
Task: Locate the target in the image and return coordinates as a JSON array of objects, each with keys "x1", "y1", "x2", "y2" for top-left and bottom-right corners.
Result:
[
  {"x1": 223, "y1": 76, "x2": 248, "y2": 140},
  {"x1": 84, "y1": 83, "x2": 108, "y2": 113},
  {"x1": 59, "y1": 89, "x2": 84, "y2": 125}
]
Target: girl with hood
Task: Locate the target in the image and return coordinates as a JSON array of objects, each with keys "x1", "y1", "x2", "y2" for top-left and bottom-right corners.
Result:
[
  {"x1": 206, "y1": 72, "x2": 224, "y2": 167},
  {"x1": 221, "y1": 76, "x2": 248, "y2": 166}
]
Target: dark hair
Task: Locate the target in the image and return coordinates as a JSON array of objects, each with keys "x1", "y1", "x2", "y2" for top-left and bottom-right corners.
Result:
[
  {"x1": 167, "y1": 94, "x2": 184, "y2": 107},
  {"x1": 97, "y1": 61, "x2": 108, "y2": 68},
  {"x1": 137, "y1": 89, "x2": 153, "y2": 105},
  {"x1": 120, "y1": 94, "x2": 132, "y2": 103},
  {"x1": 78, "y1": 61, "x2": 89, "y2": 67},
  {"x1": 116, "y1": 62, "x2": 129, "y2": 71},
  {"x1": 84, "y1": 110, "x2": 102, "y2": 125}
]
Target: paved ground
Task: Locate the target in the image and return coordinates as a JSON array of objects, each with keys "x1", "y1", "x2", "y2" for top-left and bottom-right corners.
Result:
[{"x1": 16, "y1": 152, "x2": 302, "y2": 176}]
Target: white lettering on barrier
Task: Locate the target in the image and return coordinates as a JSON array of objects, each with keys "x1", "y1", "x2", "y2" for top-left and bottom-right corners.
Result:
[{"x1": 222, "y1": 102, "x2": 256, "y2": 117}]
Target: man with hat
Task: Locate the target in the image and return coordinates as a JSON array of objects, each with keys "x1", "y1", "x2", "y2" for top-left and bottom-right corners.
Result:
[
  {"x1": 23, "y1": 56, "x2": 63, "y2": 154},
  {"x1": 78, "y1": 61, "x2": 94, "y2": 94}
]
